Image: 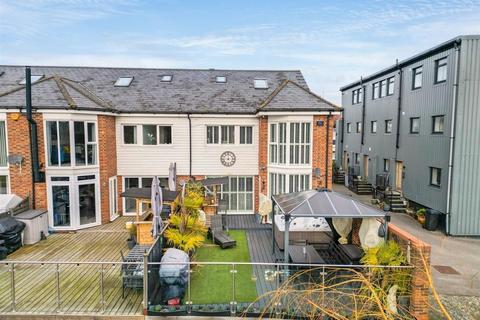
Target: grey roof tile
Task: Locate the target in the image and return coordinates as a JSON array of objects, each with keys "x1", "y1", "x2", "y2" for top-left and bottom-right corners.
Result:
[{"x1": 0, "y1": 66, "x2": 336, "y2": 114}]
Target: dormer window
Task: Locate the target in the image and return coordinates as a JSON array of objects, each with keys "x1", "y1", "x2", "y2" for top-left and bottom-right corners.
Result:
[
  {"x1": 19, "y1": 75, "x2": 44, "y2": 85},
  {"x1": 160, "y1": 75, "x2": 173, "y2": 82},
  {"x1": 215, "y1": 76, "x2": 227, "y2": 83},
  {"x1": 114, "y1": 76, "x2": 134, "y2": 87},
  {"x1": 254, "y1": 79, "x2": 268, "y2": 89}
]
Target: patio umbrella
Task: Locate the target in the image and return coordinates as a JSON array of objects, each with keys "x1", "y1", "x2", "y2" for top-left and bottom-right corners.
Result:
[
  {"x1": 151, "y1": 176, "x2": 163, "y2": 238},
  {"x1": 168, "y1": 162, "x2": 177, "y2": 191}
]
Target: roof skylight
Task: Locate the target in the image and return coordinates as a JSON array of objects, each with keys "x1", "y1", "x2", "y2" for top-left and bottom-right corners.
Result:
[
  {"x1": 254, "y1": 79, "x2": 268, "y2": 89},
  {"x1": 114, "y1": 76, "x2": 134, "y2": 87},
  {"x1": 160, "y1": 75, "x2": 173, "y2": 82},
  {"x1": 19, "y1": 75, "x2": 44, "y2": 85},
  {"x1": 215, "y1": 76, "x2": 227, "y2": 83}
]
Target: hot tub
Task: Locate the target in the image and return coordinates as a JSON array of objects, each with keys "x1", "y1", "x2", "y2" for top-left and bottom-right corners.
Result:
[{"x1": 274, "y1": 215, "x2": 332, "y2": 250}]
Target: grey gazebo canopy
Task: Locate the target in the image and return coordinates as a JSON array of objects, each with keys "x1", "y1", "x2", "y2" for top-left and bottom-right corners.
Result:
[
  {"x1": 272, "y1": 189, "x2": 388, "y2": 218},
  {"x1": 271, "y1": 189, "x2": 389, "y2": 263}
]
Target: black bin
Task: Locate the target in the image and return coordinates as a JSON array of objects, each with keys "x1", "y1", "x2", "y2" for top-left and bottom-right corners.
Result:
[{"x1": 424, "y1": 209, "x2": 441, "y2": 231}]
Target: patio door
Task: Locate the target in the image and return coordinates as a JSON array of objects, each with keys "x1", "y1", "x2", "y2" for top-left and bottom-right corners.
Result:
[
  {"x1": 51, "y1": 177, "x2": 72, "y2": 228},
  {"x1": 77, "y1": 175, "x2": 98, "y2": 226},
  {"x1": 218, "y1": 176, "x2": 254, "y2": 214},
  {"x1": 48, "y1": 173, "x2": 100, "y2": 230},
  {"x1": 109, "y1": 176, "x2": 118, "y2": 221}
]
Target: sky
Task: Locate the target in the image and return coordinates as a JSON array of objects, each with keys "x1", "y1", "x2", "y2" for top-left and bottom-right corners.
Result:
[{"x1": 1, "y1": 0, "x2": 479, "y2": 104}]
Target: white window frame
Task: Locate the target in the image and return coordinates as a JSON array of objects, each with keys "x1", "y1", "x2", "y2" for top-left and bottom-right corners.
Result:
[
  {"x1": 206, "y1": 125, "x2": 235, "y2": 144},
  {"x1": 288, "y1": 174, "x2": 310, "y2": 193},
  {"x1": 47, "y1": 173, "x2": 101, "y2": 230},
  {"x1": 109, "y1": 176, "x2": 118, "y2": 221},
  {"x1": 122, "y1": 124, "x2": 138, "y2": 145},
  {"x1": 45, "y1": 120, "x2": 99, "y2": 169},
  {"x1": 269, "y1": 172, "x2": 309, "y2": 196},
  {"x1": 122, "y1": 176, "x2": 169, "y2": 215},
  {"x1": 239, "y1": 126, "x2": 253, "y2": 144},
  {"x1": 269, "y1": 123, "x2": 278, "y2": 164},
  {"x1": 216, "y1": 176, "x2": 255, "y2": 213},
  {"x1": 269, "y1": 121, "x2": 310, "y2": 166},
  {"x1": 289, "y1": 122, "x2": 311, "y2": 165}
]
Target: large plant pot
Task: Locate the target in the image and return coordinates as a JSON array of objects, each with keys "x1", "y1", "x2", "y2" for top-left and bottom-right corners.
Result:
[{"x1": 417, "y1": 216, "x2": 425, "y2": 225}]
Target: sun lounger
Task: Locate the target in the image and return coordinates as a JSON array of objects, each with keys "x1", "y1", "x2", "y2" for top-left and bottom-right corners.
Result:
[{"x1": 213, "y1": 230, "x2": 236, "y2": 249}]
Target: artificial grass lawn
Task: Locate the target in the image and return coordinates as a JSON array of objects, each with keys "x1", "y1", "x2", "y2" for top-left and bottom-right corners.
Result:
[{"x1": 189, "y1": 230, "x2": 258, "y2": 304}]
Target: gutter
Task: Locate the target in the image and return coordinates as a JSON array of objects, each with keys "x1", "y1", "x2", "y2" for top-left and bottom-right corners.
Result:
[{"x1": 446, "y1": 43, "x2": 461, "y2": 235}]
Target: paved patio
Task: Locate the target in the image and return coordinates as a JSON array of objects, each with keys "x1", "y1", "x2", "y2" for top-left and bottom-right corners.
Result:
[{"x1": 0, "y1": 216, "x2": 143, "y2": 315}]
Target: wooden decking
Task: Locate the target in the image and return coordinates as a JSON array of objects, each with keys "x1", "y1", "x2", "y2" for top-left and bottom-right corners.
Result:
[
  {"x1": 246, "y1": 229, "x2": 283, "y2": 307},
  {"x1": 0, "y1": 216, "x2": 144, "y2": 315},
  {"x1": 224, "y1": 214, "x2": 270, "y2": 230}
]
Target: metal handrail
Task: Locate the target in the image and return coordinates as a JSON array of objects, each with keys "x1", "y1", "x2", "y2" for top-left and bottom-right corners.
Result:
[
  {"x1": 0, "y1": 260, "x2": 413, "y2": 316},
  {"x1": 0, "y1": 260, "x2": 414, "y2": 268}
]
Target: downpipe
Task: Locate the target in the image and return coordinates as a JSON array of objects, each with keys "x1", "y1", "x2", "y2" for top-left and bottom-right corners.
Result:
[
  {"x1": 25, "y1": 67, "x2": 43, "y2": 208},
  {"x1": 446, "y1": 43, "x2": 460, "y2": 235}
]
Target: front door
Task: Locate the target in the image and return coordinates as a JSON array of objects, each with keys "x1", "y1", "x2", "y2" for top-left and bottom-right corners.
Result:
[
  {"x1": 363, "y1": 155, "x2": 369, "y2": 179},
  {"x1": 343, "y1": 151, "x2": 348, "y2": 170},
  {"x1": 395, "y1": 161, "x2": 403, "y2": 190}
]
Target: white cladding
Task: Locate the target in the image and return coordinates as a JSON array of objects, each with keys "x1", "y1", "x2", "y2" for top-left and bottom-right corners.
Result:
[{"x1": 116, "y1": 115, "x2": 259, "y2": 176}]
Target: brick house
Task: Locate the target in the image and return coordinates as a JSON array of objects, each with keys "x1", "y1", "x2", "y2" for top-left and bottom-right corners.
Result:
[{"x1": 0, "y1": 66, "x2": 340, "y2": 231}]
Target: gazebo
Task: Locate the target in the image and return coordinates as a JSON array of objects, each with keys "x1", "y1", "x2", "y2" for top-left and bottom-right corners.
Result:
[{"x1": 272, "y1": 188, "x2": 390, "y2": 264}]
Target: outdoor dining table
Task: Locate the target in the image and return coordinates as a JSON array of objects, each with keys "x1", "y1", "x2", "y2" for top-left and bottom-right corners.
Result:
[
  {"x1": 288, "y1": 245, "x2": 325, "y2": 264},
  {"x1": 121, "y1": 244, "x2": 151, "y2": 298}
]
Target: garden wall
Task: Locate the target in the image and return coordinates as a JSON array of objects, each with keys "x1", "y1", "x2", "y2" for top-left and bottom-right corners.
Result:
[{"x1": 388, "y1": 223, "x2": 432, "y2": 320}]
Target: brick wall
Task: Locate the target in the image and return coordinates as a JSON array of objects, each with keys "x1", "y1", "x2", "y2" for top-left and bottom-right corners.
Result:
[
  {"x1": 7, "y1": 112, "x2": 47, "y2": 209},
  {"x1": 312, "y1": 115, "x2": 335, "y2": 190},
  {"x1": 388, "y1": 223, "x2": 432, "y2": 320},
  {"x1": 98, "y1": 115, "x2": 117, "y2": 224},
  {"x1": 258, "y1": 116, "x2": 268, "y2": 197}
]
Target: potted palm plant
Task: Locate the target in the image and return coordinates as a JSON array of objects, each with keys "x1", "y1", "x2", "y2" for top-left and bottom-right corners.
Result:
[{"x1": 164, "y1": 181, "x2": 207, "y2": 254}]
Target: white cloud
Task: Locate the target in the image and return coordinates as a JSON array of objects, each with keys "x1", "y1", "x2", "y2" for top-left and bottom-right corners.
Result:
[
  {"x1": 0, "y1": 53, "x2": 187, "y2": 69},
  {"x1": 1, "y1": 0, "x2": 480, "y2": 105}
]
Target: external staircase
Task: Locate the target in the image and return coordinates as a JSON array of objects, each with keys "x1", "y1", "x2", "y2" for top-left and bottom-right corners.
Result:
[
  {"x1": 334, "y1": 170, "x2": 346, "y2": 184},
  {"x1": 353, "y1": 179, "x2": 373, "y2": 195},
  {"x1": 384, "y1": 191, "x2": 407, "y2": 213}
]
